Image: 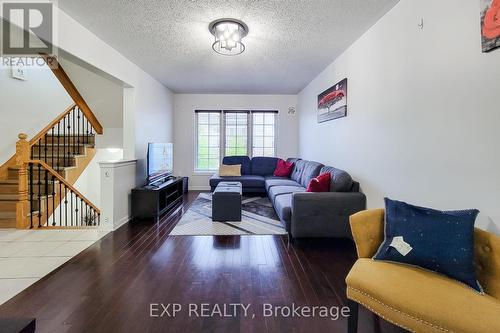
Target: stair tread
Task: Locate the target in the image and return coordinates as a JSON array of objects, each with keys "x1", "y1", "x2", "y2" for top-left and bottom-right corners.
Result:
[
  {"x1": 0, "y1": 212, "x2": 16, "y2": 218},
  {"x1": 0, "y1": 194, "x2": 19, "y2": 200},
  {"x1": 0, "y1": 180, "x2": 19, "y2": 184}
]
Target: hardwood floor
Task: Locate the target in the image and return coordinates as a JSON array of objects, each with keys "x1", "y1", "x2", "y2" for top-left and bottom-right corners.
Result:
[{"x1": 0, "y1": 192, "x2": 406, "y2": 333}]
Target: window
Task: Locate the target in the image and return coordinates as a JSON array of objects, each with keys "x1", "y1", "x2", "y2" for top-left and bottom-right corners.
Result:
[
  {"x1": 195, "y1": 110, "x2": 277, "y2": 172},
  {"x1": 252, "y1": 112, "x2": 276, "y2": 157},
  {"x1": 195, "y1": 112, "x2": 220, "y2": 171},
  {"x1": 224, "y1": 112, "x2": 248, "y2": 156}
]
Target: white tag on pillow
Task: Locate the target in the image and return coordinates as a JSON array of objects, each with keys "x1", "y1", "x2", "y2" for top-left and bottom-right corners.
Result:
[{"x1": 390, "y1": 236, "x2": 413, "y2": 256}]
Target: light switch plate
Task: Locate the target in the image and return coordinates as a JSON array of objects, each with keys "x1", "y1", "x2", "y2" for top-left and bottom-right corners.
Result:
[{"x1": 12, "y1": 65, "x2": 27, "y2": 80}]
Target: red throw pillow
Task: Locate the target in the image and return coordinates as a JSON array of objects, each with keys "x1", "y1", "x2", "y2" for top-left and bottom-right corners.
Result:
[
  {"x1": 273, "y1": 159, "x2": 294, "y2": 177},
  {"x1": 306, "y1": 173, "x2": 331, "y2": 192}
]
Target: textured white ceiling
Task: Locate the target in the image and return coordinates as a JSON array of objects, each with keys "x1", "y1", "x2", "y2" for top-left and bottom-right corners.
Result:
[{"x1": 58, "y1": 0, "x2": 399, "y2": 94}]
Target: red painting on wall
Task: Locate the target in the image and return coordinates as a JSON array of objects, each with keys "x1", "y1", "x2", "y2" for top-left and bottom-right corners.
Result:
[
  {"x1": 317, "y1": 78, "x2": 347, "y2": 123},
  {"x1": 481, "y1": 0, "x2": 500, "y2": 52}
]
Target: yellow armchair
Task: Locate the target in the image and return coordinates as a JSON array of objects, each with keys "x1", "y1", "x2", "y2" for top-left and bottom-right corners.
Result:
[{"x1": 346, "y1": 209, "x2": 500, "y2": 333}]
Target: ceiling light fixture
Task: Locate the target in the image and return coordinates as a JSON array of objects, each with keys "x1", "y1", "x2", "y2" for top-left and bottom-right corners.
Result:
[{"x1": 209, "y1": 18, "x2": 248, "y2": 56}]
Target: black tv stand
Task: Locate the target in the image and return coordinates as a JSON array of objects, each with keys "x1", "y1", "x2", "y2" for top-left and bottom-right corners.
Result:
[{"x1": 131, "y1": 177, "x2": 184, "y2": 222}]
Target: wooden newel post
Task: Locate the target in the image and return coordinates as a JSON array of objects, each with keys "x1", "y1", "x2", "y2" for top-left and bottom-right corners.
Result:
[{"x1": 16, "y1": 133, "x2": 30, "y2": 229}]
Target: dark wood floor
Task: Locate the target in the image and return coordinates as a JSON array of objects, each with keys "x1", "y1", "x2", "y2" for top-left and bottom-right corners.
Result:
[{"x1": 0, "y1": 192, "x2": 406, "y2": 333}]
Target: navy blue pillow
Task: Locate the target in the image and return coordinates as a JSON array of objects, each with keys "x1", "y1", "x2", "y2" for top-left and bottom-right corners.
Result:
[
  {"x1": 222, "y1": 156, "x2": 251, "y2": 175},
  {"x1": 374, "y1": 198, "x2": 482, "y2": 293}
]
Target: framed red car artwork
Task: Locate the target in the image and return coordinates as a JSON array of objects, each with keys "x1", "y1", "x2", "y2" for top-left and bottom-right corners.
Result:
[
  {"x1": 317, "y1": 78, "x2": 347, "y2": 123},
  {"x1": 481, "y1": 0, "x2": 500, "y2": 52}
]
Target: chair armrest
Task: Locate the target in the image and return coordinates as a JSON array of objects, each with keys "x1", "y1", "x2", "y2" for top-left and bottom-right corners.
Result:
[
  {"x1": 349, "y1": 209, "x2": 385, "y2": 258},
  {"x1": 291, "y1": 192, "x2": 366, "y2": 238}
]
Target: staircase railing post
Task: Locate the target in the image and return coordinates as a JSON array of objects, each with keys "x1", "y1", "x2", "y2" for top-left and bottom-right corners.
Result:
[{"x1": 15, "y1": 133, "x2": 30, "y2": 228}]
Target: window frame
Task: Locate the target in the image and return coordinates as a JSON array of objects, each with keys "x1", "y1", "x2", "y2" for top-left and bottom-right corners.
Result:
[
  {"x1": 194, "y1": 110, "x2": 222, "y2": 173},
  {"x1": 194, "y1": 109, "x2": 278, "y2": 173},
  {"x1": 222, "y1": 110, "x2": 251, "y2": 158},
  {"x1": 250, "y1": 111, "x2": 278, "y2": 158}
]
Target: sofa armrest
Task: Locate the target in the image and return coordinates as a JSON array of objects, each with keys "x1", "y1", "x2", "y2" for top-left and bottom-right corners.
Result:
[
  {"x1": 291, "y1": 192, "x2": 366, "y2": 238},
  {"x1": 349, "y1": 209, "x2": 385, "y2": 258}
]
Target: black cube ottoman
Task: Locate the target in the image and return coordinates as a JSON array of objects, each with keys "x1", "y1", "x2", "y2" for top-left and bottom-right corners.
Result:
[{"x1": 212, "y1": 182, "x2": 242, "y2": 222}]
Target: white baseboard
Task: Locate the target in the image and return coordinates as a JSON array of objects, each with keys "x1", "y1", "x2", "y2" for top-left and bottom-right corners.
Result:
[{"x1": 114, "y1": 215, "x2": 131, "y2": 230}]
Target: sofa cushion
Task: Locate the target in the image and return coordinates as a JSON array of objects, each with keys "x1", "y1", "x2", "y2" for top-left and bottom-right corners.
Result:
[
  {"x1": 268, "y1": 185, "x2": 305, "y2": 203},
  {"x1": 210, "y1": 174, "x2": 265, "y2": 188},
  {"x1": 265, "y1": 177, "x2": 302, "y2": 191},
  {"x1": 347, "y1": 259, "x2": 500, "y2": 333},
  {"x1": 374, "y1": 198, "x2": 482, "y2": 292},
  {"x1": 222, "y1": 156, "x2": 251, "y2": 175},
  {"x1": 320, "y1": 166, "x2": 353, "y2": 192},
  {"x1": 290, "y1": 159, "x2": 306, "y2": 183},
  {"x1": 299, "y1": 161, "x2": 324, "y2": 188},
  {"x1": 219, "y1": 164, "x2": 241, "y2": 177},
  {"x1": 274, "y1": 193, "x2": 292, "y2": 223},
  {"x1": 251, "y1": 157, "x2": 279, "y2": 176}
]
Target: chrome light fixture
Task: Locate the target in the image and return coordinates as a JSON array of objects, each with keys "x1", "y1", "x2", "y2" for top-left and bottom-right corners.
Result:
[{"x1": 209, "y1": 19, "x2": 248, "y2": 56}]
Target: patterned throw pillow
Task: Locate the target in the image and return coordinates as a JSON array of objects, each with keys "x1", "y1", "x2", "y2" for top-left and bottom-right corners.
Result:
[
  {"x1": 374, "y1": 198, "x2": 483, "y2": 293},
  {"x1": 219, "y1": 164, "x2": 241, "y2": 177}
]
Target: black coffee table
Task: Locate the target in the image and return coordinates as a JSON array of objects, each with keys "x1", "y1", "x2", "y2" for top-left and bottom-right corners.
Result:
[{"x1": 212, "y1": 182, "x2": 242, "y2": 222}]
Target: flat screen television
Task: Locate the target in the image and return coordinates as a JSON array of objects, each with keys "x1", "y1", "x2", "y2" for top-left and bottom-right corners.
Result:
[{"x1": 147, "y1": 143, "x2": 173, "y2": 184}]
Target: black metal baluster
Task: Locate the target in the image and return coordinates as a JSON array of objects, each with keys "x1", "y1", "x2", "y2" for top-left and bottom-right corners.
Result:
[
  {"x1": 64, "y1": 185, "x2": 68, "y2": 226},
  {"x1": 72, "y1": 108, "x2": 76, "y2": 155},
  {"x1": 29, "y1": 163, "x2": 34, "y2": 229},
  {"x1": 38, "y1": 138, "x2": 42, "y2": 161},
  {"x1": 75, "y1": 195, "x2": 78, "y2": 226},
  {"x1": 45, "y1": 169, "x2": 48, "y2": 227},
  {"x1": 57, "y1": 122, "x2": 60, "y2": 168},
  {"x1": 44, "y1": 134, "x2": 47, "y2": 166},
  {"x1": 80, "y1": 199, "x2": 85, "y2": 225},
  {"x1": 85, "y1": 203, "x2": 88, "y2": 226},
  {"x1": 77, "y1": 108, "x2": 80, "y2": 155},
  {"x1": 85, "y1": 119, "x2": 88, "y2": 144},
  {"x1": 37, "y1": 164, "x2": 41, "y2": 227},
  {"x1": 63, "y1": 116, "x2": 66, "y2": 170},
  {"x1": 71, "y1": 191, "x2": 74, "y2": 226},
  {"x1": 67, "y1": 113, "x2": 71, "y2": 165},
  {"x1": 51, "y1": 128, "x2": 55, "y2": 168},
  {"x1": 59, "y1": 182, "x2": 62, "y2": 227},
  {"x1": 52, "y1": 175, "x2": 56, "y2": 226}
]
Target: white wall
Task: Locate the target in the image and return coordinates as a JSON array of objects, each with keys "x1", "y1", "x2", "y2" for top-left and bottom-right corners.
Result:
[
  {"x1": 0, "y1": 63, "x2": 72, "y2": 164},
  {"x1": 58, "y1": 56, "x2": 124, "y2": 131},
  {"x1": 74, "y1": 148, "x2": 123, "y2": 208},
  {"x1": 54, "y1": 8, "x2": 174, "y2": 186},
  {"x1": 297, "y1": 0, "x2": 500, "y2": 233},
  {"x1": 174, "y1": 94, "x2": 298, "y2": 190}
]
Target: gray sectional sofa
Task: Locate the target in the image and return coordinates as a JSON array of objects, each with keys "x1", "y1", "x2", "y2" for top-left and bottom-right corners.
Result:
[{"x1": 210, "y1": 156, "x2": 366, "y2": 239}]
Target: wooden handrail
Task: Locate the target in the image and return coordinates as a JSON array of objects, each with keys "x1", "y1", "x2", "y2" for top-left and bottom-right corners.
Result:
[
  {"x1": 28, "y1": 159, "x2": 101, "y2": 214},
  {"x1": 29, "y1": 103, "x2": 76, "y2": 146},
  {"x1": 40, "y1": 54, "x2": 103, "y2": 134}
]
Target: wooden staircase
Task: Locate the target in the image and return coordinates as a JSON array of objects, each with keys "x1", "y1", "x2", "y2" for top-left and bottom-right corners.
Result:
[{"x1": 0, "y1": 55, "x2": 104, "y2": 229}]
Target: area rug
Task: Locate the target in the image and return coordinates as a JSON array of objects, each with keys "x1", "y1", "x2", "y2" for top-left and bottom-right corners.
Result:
[{"x1": 169, "y1": 193, "x2": 286, "y2": 236}]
